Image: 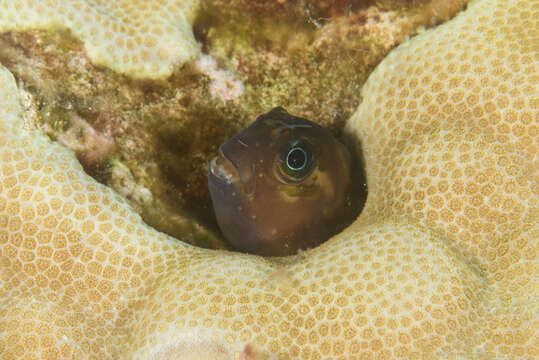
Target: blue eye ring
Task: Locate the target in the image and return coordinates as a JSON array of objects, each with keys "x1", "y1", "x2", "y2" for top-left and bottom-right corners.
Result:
[
  {"x1": 275, "y1": 140, "x2": 316, "y2": 183},
  {"x1": 286, "y1": 146, "x2": 307, "y2": 171}
]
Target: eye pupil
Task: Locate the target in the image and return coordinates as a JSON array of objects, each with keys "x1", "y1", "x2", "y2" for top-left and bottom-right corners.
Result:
[
  {"x1": 276, "y1": 140, "x2": 315, "y2": 183},
  {"x1": 287, "y1": 147, "x2": 306, "y2": 170}
]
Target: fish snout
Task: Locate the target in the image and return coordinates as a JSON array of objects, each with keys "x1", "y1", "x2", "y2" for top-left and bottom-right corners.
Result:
[{"x1": 209, "y1": 151, "x2": 240, "y2": 185}]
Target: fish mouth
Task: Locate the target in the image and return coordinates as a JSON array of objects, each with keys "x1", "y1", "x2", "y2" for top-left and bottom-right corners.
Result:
[{"x1": 209, "y1": 151, "x2": 240, "y2": 184}]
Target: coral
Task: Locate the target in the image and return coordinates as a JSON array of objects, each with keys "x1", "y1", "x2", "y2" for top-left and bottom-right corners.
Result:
[
  {"x1": 1, "y1": 0, "x2": 537, "y2": 359},
  {"x1": 0, "y1": 0, "x2": 200, "y2": 79},
  {"x1": 347, "y1": 0, "x2": 538, "y2": 274}
]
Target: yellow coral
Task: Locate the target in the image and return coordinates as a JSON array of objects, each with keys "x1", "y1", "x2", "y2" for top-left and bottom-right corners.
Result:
[
  {"x1": 348, "y1": 0, "x2": 538, "y2": 310},
  {"x1": 0, "y1": 0, "x2": 200, "y2": 79},
  {"x1": 0, "y1": 0, "x2": 537, "y2": 359}
]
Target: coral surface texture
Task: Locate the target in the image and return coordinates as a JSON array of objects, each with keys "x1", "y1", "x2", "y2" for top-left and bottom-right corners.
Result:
[
  {"x1": 0, "y1": 0, "x2": 200, "y2": 78},
  {"x1": 0, "y1": 0, "x2": 537, "y2": 359}
]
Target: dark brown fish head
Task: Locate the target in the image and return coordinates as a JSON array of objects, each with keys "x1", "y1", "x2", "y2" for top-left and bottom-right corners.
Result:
[{"x1": 209, "y1": 107, "x2": 362, "y2": 256}]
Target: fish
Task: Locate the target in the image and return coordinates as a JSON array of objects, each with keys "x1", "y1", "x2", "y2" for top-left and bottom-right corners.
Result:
[{"x1": 208, "y1": 107, "x2": 364, "y2": 256}]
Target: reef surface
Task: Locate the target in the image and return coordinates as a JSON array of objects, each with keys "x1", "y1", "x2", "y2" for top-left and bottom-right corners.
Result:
[{"x1": 0, "y1": 0, "x2": 537, "y2": 359}]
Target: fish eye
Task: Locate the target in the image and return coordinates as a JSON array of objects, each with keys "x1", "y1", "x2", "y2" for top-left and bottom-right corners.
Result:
[
  {"x1": 276, "y1": 140, "x2": 315, "y2": 183},
  {"x1": 286, "y1": 147, "x2": 307, "y2": 171}
]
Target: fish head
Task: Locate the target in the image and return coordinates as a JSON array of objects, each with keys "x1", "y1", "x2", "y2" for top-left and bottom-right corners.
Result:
[{"x1": 209, "y1": 107, "x2": 359, "y2": 256}]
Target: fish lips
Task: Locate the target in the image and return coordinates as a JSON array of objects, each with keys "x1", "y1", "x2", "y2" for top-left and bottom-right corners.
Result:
[
  {"x1": 208, "y1": 145, "x2": 256, "y2": 209},
  {"x1": 209, "y1": 131, "x2": 258, "y2": 190},
  {"x1": 208, "y1": 150, "x2": 239, "y2": 186}
]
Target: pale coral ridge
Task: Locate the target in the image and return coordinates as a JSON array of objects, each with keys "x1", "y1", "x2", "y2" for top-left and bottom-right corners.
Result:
[
  {"x1": 0, "y1": 0, "x2": 538, "y2": 359},
  {"x1": 0, "y1": 0, "x2": 200, "y2": 78},
  {"x1": 348, "y1": 0, "x2": 537, "y2": 313}
]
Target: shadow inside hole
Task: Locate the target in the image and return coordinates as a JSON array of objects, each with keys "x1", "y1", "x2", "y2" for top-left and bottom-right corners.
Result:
[
  {"x1": 344, "y1": 130, "x2": 368, "y2": 221},
  {"x1": 153, "y1": 109, "x2": 243, "y2": 250}
]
